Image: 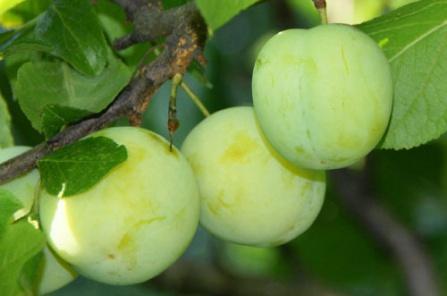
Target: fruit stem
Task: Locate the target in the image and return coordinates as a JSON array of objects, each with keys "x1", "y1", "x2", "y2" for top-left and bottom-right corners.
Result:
[
  {"x1": 312, "y1": 0, "x2": 328, "y2": 24},
  {"x1": 168, "y1": 73, "x2": 183, "y2": 151},
  {"x1": 180, "y1": 82, "x2": 210, "y2": 117}
]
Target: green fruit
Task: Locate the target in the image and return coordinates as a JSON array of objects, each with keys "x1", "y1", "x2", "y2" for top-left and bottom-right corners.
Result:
[
  {"x1": 0, "y1": 146, "x2": 77, "y2": 294},
  {"x1": 252, "y1": 24, "x2": 393, "y2": 170},
  {"x1": 182, "y1": 107, "x2": 326, "y2": 247},
  {"x1": 353, "y1": 0, "x2": 384, "y2": 23},
  {"x1": 221, "y1": 242, "x2": 281, "y2": 277},
  {"x1": 39, "y1": 247, "x2": 77, "y2": 295},
  {"x1": 326, "y1": 0, "x2": 384, "y2": 24},
  {"x1": 39, "y1": 127, "x2": 200, "y2": 285},
  {"x1": 0, "y1": 146, "x2": 39, "y2": 220}
]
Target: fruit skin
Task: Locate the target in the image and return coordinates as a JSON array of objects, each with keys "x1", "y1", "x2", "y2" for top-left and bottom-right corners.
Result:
[
  {"x1": 221, "y1": 242, "x2": 281, "y2": 277},
  {"x1": 326, "y1": 0, "x2": 384, "y2": 24},
  {"x1": 39, "y1": 127, "x2": 200, "y2": 285},
  {"x1": 0, "y1": 146, "x2": 39, "y2": 220},
  {"x1": 252, "y1": 24, "x2": 393, "y2": 170},
  {"x1": 0, "y1": 146, "x2": 77, "y2": 294},
  {"x1": 181, "y1": 107, "x2": 325, "y2": 247},
  {"x1": 39, "y1": 247, "x2": 77, "y2": 295}
]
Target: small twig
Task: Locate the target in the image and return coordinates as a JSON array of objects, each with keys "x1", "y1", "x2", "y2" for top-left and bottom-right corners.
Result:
[
  {"x1": 331, "y1": 169, "x2": 440, "y2": 296},
  {"x1": 180, "y1": 82, "x2": 210, "y2": 117},
  {"x1": 113, "y1": 34, "x2": 137, "y2": 50},
  {"x1": 168, "y1": 73, "x2": 182, "y2": 150}
]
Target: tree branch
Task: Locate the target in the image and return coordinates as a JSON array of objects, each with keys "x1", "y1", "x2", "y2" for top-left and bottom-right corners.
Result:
[
  {"x1": 113, "y1": 0, "x2": 153, "y2": 19},
  {"x1": 0, "y1": 1, "x2": 206, "y2": 185},
  {"x1": 114, "y1": 2, "x2": 199, "y2": 51},
  {"x1": 331, "y1": 169, "x2": 440, "y2": 296}
]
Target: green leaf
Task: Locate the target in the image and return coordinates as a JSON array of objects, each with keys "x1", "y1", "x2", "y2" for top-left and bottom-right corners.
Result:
[
  {"x1": 95, "y1": 0, "x2": 151, "y2": 70},
  {"x1": 0, "y1": 189, "x2": 22, "y2": 235},
  {"x1": 0, "y1": 0, "x2": 50, "y2": 29},
  {"x1": 0, "y1": 0, "x2": 24, "y2": 16},
  {"x1": 0, "y1": 93, "x2": 13, "y2": 148},
  {"x1": 38, "y1": 136, "x2": 128, "y2": 197},
  {"x1": 19, "y1": 251, "x2": 44, "y2": 295},
  {"x1": 0, "y1": 30, "x2": 23, "y2": 55},
  {"x1": 4, "y1": 48, "x2": 40, "y2": 90},
  {"x1": 195, "y1": 0, "x2": 262, "y2": 31},
  {"x1": 359, "y1": 0, "x2": 447, "y2": 149},
  {"x1": 0, "y1": 189, "x2": 45, "y2": 296},
  {"x1": 7, "y1": 0, "x2": 108, "y2": 76},
  {"x1": 15, "y1": 50, "x2": 131, "y2": 132},
  {"x1": 0, "y1": 21, "x2": 36, "y2": 57},
  {"x1": 41, "y1": 105, "x2": 92, "y2": 139},
  {"x1": 0, "y1": 0, "x2": 50, "y2": 55},
  {"x1": 0, "y1": 221, "x2": 45, "y2": 296}
]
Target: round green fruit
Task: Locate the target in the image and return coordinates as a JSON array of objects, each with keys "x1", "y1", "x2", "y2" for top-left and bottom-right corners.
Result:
[
  {"x1": 252, "y1": 24, "x2": 393, "y2": 170},
  {"x1": 182, "y1": 107, "x2": 326, "y2": 247},
  {"x1": 39, "y1": 127, "x2": 200, "y2": 285},
  {"x1": 0, "y1": 146, "x2": 77, "y2": 294}
]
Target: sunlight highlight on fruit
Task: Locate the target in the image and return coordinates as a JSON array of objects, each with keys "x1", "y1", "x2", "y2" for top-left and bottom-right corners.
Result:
[{"x1": 39, "y1": 127, "x2": 200, "y2": 285}]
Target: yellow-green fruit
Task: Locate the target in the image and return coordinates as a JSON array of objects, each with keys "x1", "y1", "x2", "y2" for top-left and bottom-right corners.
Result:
[
  {"x1": 352, "y1": 0, "x2": 384, "y2": 23},
  {"x1": 39, "y1": 127, "x2": 200, "y2": 285},
  {"x1": 326, "y1": 0, "x2": 384, "y2": 24},
  {"x1": 39, "y1": 247, "x2": 77, "y2": 295},
  {"x1": 252, "y1": 24, "x2": 393, "y2": 170},
  {"x1": 0, "y1": 146, "x2": 77, "y2": 294},
  {"x1": 0, "y1": 146, "x2": 39, "y2": 220},
  {"x1": 221, "y1": 242, "x2": 281, "y2": 277},
  {"x1": 182, "y1": 107, "x2": 326, "y2": 247}
]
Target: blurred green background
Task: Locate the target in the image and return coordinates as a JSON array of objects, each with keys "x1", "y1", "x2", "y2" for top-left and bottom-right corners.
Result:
[{"x1": 3, "y1": 0, "x2": 446, "y2": 295}]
